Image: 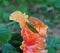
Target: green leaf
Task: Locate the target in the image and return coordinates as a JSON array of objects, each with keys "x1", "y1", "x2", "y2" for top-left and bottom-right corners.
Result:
[
  {"x1": 0, "y1": 27, "x2": 11, "y2": 44},
  {"x1": 10, "y1": 5, "x2": 20, "y2": 11},
  {"x1": 2, "y1": 43, "x2": 19, "y2": 53},
  {"x1": 47, "y1": 48, "x2": 56, "y2": 53},
  {"x1": 0, "y1": 7, "x2": 3, "y2": 22},
  {"x1": 45, "y1": 21, "x2": 56, "y2": 27},
  {"x1": 9, "y1": 51, "x2": 19, "y2": 53},
  {"x1": 20, "y1": 7, "x2": 28, "y2": 14},
  {"x1": 54, "y1": 16, "x2": 60, "y2": 20},
  {"x1": 47, "y1": 0, "x2": 56, "y2": 3},
  {"x1": 46, "y1": 0, "x2": 56, "y2": 5},
  {"x1": 26, "y1": 22, "x2": 38, "y2": 33},
  {"x1": 55, "y1": 44, "x2": 60, "y2": 50},
  {"x1": 2, "y1": 0, "x2": 9, "y2": 6},
  {"x1": 3, "y1": 12, "x2": 10, "y2": 22},
  {"x1": 9, "y1": 33, "x2": 23, "y2": 53},
  {"x1": 9, "y1": 33, "x2": 22, "y2": 46},
  {"x1": 46, "y1": 37, "x2": 59, "y2": 48},
  {"x1": 0, "y1": 13, "x2": 3, "y2": 22},
  {"x1": 54, "y1": 2, "x2": 60, "y2": 8}
]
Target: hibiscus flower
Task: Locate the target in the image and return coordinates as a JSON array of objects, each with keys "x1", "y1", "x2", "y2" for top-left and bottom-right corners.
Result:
[{"x1": 9, "y1": 11, "x2": 48, "y2": 53}]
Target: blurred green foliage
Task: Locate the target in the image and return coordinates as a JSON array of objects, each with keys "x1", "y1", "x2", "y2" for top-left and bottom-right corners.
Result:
[
  {"x1": 2, "y1": 43, "x2": 19, "y2": 53},
  {"x1": 0, "y1": 27, "x2": 11, "y2": 44},
  {"x1": 0, "y1": 0, "x2": 60, "y2": 53},
  {"x1": 46, "y1": 36, "x2": 60, "y2": 53}
]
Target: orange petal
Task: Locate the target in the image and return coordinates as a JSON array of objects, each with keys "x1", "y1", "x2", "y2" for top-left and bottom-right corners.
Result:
[
  {"x1": 28, "y1": 17, "x2": 48, "y2": 37},
  {"x1": 9, "y1": 11, "x2": 28, "y2": 28},
  {"x1": 36, "y1": 37, "x2": 46, "y2": 49},
  {"x1": 21, "y1": 29, "x2": 39, "y2": 46}
]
